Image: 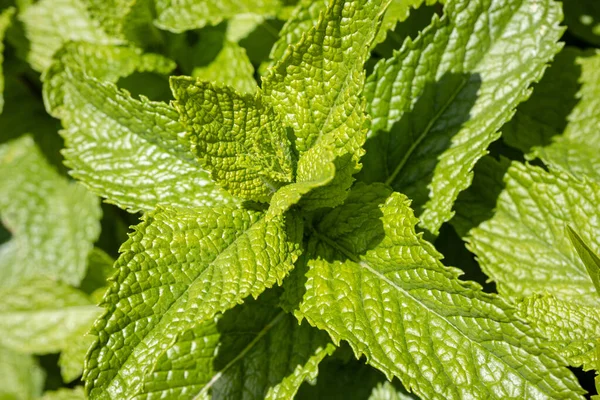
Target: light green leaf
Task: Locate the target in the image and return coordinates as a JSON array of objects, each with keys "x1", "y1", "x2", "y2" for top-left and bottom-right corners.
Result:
[
  {"x1": 0, "y1": 346, "x2": 45, "y2": 400},
  {"x1": 192, "y1": 41, "x2": 257, "y2": 94},
  {"x1": 83, "y1": 0, "x2": 161, "y2": 47},
  {"x1": 141, "y1": 291, "x2": 334, "y2": 399},
  {"x1": 0, "y1": 278, "x2": 101, "y2": 354},
  {"x1": 567, "y1": 226, "x2": 600, "y2": 297},
  {"x1": 80, "y1": 248, "x2": 115, "y2": 303},
  {"x1": 504, "y1": 49, "x2": 600, "y2": 183},
  {"x1": 171, "y1": 78, "x2": 293, "y2": 202},
  {"x1": 19, "y1": 0, "x2": 120, "y2": 72},
  {"x1": 369, "y1": 382, "x2": 417, "y2": 400},
  {"x1": 518, "y1": 295, "x2": 600, "y2": 371},
  {"x1": 42, "y1": 387, "x2": 86, "y2": 400},
  {"x1": 0, "y1": 7, "x2": 14, "y2": 113},
  {"x1": 262, "y1": 0, "x2": 390, "y2": 209},
  {"x1": 85, "y1": 206, "x2": 303, "y2": 398},
  {"x1": 295, "y1": 183, "x2": 583, "y2": 399},
  {"x1": 43, "y1": 41, "x2": 175, "y2": 118},
  {"x1": 457, "y1": 160, "x2": 600, "y2": 306},
  {"x1": 0, "y1": 136, "x2": 101, "y2": 286},
  {"x1": 154, "y1": 0, "x2": 281, "y2": 33},
  {"x1": 563, "y1": 0, "x2": 600, "y2": 46},
  {"x1": 57, "y1": 71, "x2": 233, "y2": 212},
  {"x1": 359, "y1": 0, "x2": 563, "y2": 235},
  {"x1": 59, "y1": 329, "x2": 96, "y2": 383}
]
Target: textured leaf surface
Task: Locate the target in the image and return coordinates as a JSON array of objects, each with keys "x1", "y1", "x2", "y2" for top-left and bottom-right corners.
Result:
[
  {"x1": 154, "y1": 0, "x2": 281, "y2": 33},
  {"x1": 192, "y1": 41, "x2": 256, "y2": 94},
  {"x1": 359, "y1": 0, "x2": 563, "y2": 235},
  {"x1": 504, "y1": 49, "x2": 600, "y2": 182},
  {"x1": 567, "y1": 226, "x2": 600, "y2": 296},
  {"x1": 19, "y1": 0, "x2": 119, "y2": 71},
  {"x1": 0, "y1": 7, "x2": 13, "y2": 113},
  {"x1": 85, "y1": 206, "x2": 303, "y2": 398},
  {"x1": 262, "y1": 0, "x2": 389, "y2": 208},
  {"x1": 57, "y1": 71, "x2": 233, "y2": 212},
  {"x1": 456, "y1": 159, "x2": 600, "y2": 306},
  {"x1": 295, "y1": 183, "x2": 583, "y2": 399},
  {"x1": 518, "y1": 295, "x2": 600, "y2": 371},
  {"x1": 0, "y1": 278, "x2": 100, "y2": 354},
  {"x1": 0, "y1": 136, "x2": 101, "y2": 286},
  {"x1": 43, "y1": 41, "x2": 175, "y2": 118},
  {"x1": 172, "y1": 78, "x2": 293, "y2": 202},
  {"x1": 140, "y1": 291, "x2": 334, "y2": 399},
  {"x1": 0, "y1": 346, "x2": 45, "y2": 400}
]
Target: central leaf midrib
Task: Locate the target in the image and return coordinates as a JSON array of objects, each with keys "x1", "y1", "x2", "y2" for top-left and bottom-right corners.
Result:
[
  {"x1": 311, "y1": 229, "x2": 557, "y2": 398},
  {"x1": 103, "y1": 213, "x2": 266, "y2": 396}
]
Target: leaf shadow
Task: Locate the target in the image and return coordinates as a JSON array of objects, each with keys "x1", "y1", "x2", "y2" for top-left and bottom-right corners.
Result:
[{"x1": 358, "y1": 72, "x2": 482, "y2": 220}]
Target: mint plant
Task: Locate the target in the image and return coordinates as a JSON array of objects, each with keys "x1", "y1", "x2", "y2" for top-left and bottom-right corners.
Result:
[{"x1": 1, "y1": 0, "x2": 600, "y2": 398}]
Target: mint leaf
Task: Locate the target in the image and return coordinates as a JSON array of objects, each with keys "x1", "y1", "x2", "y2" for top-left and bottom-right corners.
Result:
[
  {"x1": 567, "y1": 226, "x2": 600, "y2": 297},
  {"x1": 518, "y1": 294, "x2": 600, "y2": 371},
  {"x1": 0, "y1": 7, "x2": 13, "y2": 113},
  {"x1": 295, "y1": 183, "x2": 582, "y2": 399},
  {"x1": 59, "y1": 328, "x2": 96, "y2": 383},
  {"x1": 43, "y1": 41, "x2": 175, "y2": 118},
  {"x1": 0, "y1": 346, "x2": 45, "y2": 400},
  {"x1": 154, "y1": 0, "x2": 281, "y2": 33},
  {"x1": 42, "y1": 387, "x2": 86, "y2": 400},
  {"x1": 192, "y1": 41, "x2": 257, "y2": 94},
  {"x1": 19, "y1": 0, "x2": 118, "y2": 71},
  {"x1": 85, "y1": 206, "x2": 302, "y2": 397},
  {"x1": 262, "y1": 0, "x2": 389, "y2": 208},
  {"x1": 369, "y1": 382, "x2": 416, "y2": 400},
  {"x1": 457, "y1": 159, "x2": 600, "y2": 306},
  {"x1": 172, "y1": 78, "x2": 293, "y2": 202},
  {"x1": 359, "y1": 0, "x2": 563, "y2": 235},
  {"x1": 0, "y1": 278, "x2": 101, "y2": 354},
  {"x1": 505, "y1": 50, "x2": 600, "y2": 183},
  {"x1": 374, "y1": 0, "x2": 437, "y2": 46},
  {"x1": 0, "y1": 136, "x2": 101, "y2": 286},
  {"x1": 57, "y1": 72, "x2": 234, "y2": 212},
  {"x1": 141, "y1": 291, "x2": 334, "y2": 399}
]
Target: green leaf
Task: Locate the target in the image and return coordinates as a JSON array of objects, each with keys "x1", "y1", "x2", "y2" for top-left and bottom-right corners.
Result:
[
  {"x1": 0, "y1": 346, "x2": 45, "y2": 400},
  {"x1": 83, "y1": 0, "x2": 162, "y2": 47},
  {"x1": 369, "y1": 382, "x2": 417, "y2": 400},
  {"x1": 141, "y1": 291, "x2": 335, "y2": 399},
  {"x1": 85, "y1": 206, "x2": 303, "y2": 398},
  {"x1": 563, "y1": 0, "x2": 600, "y2": 46},
  {"x1": 0, "y1": 7, "x2": 14, "y2": 113},
  {"x1": 457, "y1": 160, "x2": 600, "y2": 306},
  {"x1": 0, "y1": 136, "x2": 101, "y2": 286},
  {"x1": 41, "y1": 387, "x2": 86, "y2": 400},
  {"x1": 567, "y1": 226, "x2": 600, "y2": 297},
  {"x1": 59, "y1": 329, "x2": 96, "y2": 383},
  {"x1": 154, "y1": 0, "x2": 282, "y2": 33},
  {"x1": 359, "y1": 0, "x2": 564, "y2": 235},
  {"x1": 171, "y1": 78, "x2": 294, "y2": 202},
  {"x1": 79, "y1": 248, "x2": 115, "y2": 303},
  {"x1": 518, "y1": 295, "x2": 600, "y2": 371},
  {"x1": 43, "y1": 41, "x2": 176, "y2": 118},
  {"x1": 374, "y1": 0, "x2": 437, "y2": 46},
  {"x1": 262, "y1": 0, "x2": 390, "y2": 209},
  {"x1": 504, "y1": 49, "x2": 600, "y2": 183},
  {"x1": 19, "y1": 0, "x2": 119, "y2": 72},
  {"x1": 0, "y1": 278, "x2": 101, "y2": 354},
  {"x1": 192, "y1": 41, "x2": 257, "y2": 94},
  {"x1": 294, "y1": 183, "x2": 583, "y2": 399},
  {"x1": 57, "y1": 72, "x2": 234, "y2": 212}
]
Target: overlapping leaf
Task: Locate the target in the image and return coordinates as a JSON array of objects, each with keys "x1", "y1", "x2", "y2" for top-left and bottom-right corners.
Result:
[
  {"x1": 85, "y1": 206, "x2": 302, "y2": 398},
  {"x1": 140, "y1": 291, "x2": 334, "y2": 399},
  {"x1": 56, "y1": 71, "x2": 233, "y2": 212},
  {"x1": 455, "y1": 158, "x2": 600, "y2": 306},
  {"x1": 504, "y1": 49, "x2": 600, "y2": 183},
  {"x1": 359, "y1": 0, "x2": 563, "y2": 235},
  {"x1": 172, "y1": 78, "x2": 293, "y2": 202},
  {"x1": 262, "y1": 0, "x2": 390, "y2": 209},
  {"x1": 293, "y1": 183, "x2": 583, "y2": 399},
  {"x1": 0, "y1": 136, "x2": 101, "y2": 286},
  {"x1": 0, "y1": 346, "x2": 45, "y2": 400},
  {"x1": 0, "y1": 278, "x2": 101, "y2": 354}
]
